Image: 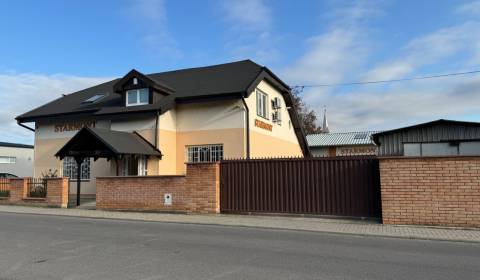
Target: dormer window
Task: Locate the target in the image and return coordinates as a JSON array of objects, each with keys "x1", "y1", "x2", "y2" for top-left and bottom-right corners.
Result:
[{"x1": 126, "y1": 88, "x2": 149, "y2": 106}]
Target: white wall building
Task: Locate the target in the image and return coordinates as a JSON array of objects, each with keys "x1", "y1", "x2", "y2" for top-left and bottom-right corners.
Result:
[{"x1": 0, "y1": 142, "x2": 34, "y2": 177}]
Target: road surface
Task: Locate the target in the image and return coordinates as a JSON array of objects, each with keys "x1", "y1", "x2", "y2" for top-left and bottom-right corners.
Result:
[{"x1": 0, "y1": 212, "x2": 478, "y2": 280}]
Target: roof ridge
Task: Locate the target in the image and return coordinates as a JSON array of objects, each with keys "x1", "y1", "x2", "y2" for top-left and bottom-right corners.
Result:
[
  {"x1": 307, "y1": 131, "x2": 379, "y2": 136},
  {"x1": 146, "y1": 59, "x2": 261, "y2": 76}
]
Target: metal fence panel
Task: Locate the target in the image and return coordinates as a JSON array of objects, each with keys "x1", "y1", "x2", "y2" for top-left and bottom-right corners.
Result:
[
  {"x1": 220, "y1": 157, "x2": 381, "y2": 218},
  {"x1": 27, "y1": 178, "x2": 47, "y2": 198}
]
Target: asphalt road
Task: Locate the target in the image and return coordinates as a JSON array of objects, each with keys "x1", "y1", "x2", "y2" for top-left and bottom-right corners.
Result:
[{"x1": 0, "y1": 212, "x2": 479, "y2": 280}]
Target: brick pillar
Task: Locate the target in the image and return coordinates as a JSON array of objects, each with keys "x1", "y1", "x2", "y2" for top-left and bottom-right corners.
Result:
[
  {"x1": 9, "y1": 178, "x2": 27, "y2": 203},
  {"x1": 185, "y1": 163, "x2": 220, "y2": 214},
  {"x1": 46, "y1": 178, "x2": 70, "y2": 208}
]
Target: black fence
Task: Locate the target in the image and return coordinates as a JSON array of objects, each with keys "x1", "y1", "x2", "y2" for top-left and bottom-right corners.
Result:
[
  {"x1": 220, "y1": 156, "x2": 381, "y2": 218},
  {"x1": 27, "y1": 178, "x2": 47, "y2": 198}
]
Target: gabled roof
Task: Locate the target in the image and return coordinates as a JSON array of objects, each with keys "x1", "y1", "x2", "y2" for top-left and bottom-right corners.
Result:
[
  {"x1": 0, "y1": 142, "x2": 34, "y2": 149},
  {"x1": 371, "y1": 119, "x2": 480, "y2": 145},
  {"x1": 113, "y1": 69, "x2": 175, "y2": 94},
  {"x1": 55, "y1": 127, "x2": 162, "y2": 159},
  {"x1": 16, "y1": 60, "x2": 265, "y2": 122},
  {"x1": 306, "y1": 131, "x2": 379, "y2": 147}
]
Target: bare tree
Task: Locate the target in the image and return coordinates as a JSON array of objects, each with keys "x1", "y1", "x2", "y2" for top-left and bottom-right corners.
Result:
[{"x1": 290, "y1": 87, "x2": 322, "y2": 134}]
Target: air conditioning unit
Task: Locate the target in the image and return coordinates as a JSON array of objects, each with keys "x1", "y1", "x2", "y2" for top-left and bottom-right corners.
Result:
[{"x1": 272, "y1": 97, "x2": 282, "y2": 109}]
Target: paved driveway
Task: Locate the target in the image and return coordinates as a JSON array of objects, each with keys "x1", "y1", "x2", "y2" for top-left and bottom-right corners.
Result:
[{"x1": 0, "y1": 212, "x2": 479, "y2": 280}]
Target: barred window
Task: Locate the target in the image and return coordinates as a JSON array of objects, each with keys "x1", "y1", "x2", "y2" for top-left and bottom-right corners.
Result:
[
  {"x1": 63, "y1": 157, "x2": 90, "y2": 180},
  {"x1": 186, "y1": 145, "x2": 223, "y2": 163}
]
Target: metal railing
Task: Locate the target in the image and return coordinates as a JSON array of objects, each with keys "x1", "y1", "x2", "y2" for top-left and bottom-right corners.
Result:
[
  {"x1": 0, "y1": 179, "x2": 9, "y2": 197},
  {"x1": 27, "y1": 178, "x2": 47, "y2": 198}
]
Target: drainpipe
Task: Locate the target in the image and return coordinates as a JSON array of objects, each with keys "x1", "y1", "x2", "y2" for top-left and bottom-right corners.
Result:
[
  {"x1": 154, "y1": 110, "x2": 160, "y2": 149},
  {"x1": 17, "y1": 121, "x2": 35, "y2": 132},
  {"x1": 241, "y1": 98, "x2": 250, "y2": 159}
]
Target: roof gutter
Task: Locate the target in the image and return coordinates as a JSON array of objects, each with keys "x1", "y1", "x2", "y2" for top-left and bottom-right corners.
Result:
[{"x1": 17, "y1": 121, "x2": 35, "y2": 132}]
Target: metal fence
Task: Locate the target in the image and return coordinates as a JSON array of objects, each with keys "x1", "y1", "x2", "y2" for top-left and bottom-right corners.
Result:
[
  {"x1": 220, "y1": 156, "x2": 381, "y2": 218},
  {"x1": 27, "y1": 178, "x2": 47, "y2": 198},
  {"x1": 0, "y1": 179, "x2": 9, "y2": 197}
]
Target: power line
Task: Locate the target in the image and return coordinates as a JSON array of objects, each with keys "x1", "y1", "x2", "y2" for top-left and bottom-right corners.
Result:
[{"x1": 290, "y1": 69, "x2": 480, "y2": 89}]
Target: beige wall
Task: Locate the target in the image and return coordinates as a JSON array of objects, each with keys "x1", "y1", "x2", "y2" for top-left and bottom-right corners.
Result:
[
  {"x1": 245, "y1": 80, "x2": 303, "y2": 158},
  {"x1": 32, "y1": 78, "x2": 304, "y2": 189}
]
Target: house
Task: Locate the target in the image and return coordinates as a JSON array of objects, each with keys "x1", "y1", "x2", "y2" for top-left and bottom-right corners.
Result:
[
  {"x1": 0, "y1": 142, "x2": 34, "y2": 177},
  {"x1": 372, "y1": 119, "x2": 480, "y2": 157},
  {"x1": 16, "y1": 60, "x2": 309, "y2": 198},
  {"x1": 306, "y1": 131, "x2": 378, "y2": 157}
]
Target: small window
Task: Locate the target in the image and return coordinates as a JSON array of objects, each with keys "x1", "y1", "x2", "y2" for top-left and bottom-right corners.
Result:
[
  {"x1": 63, "y1": 157, "x2": 90, "y2": 180},
  {"x1": 354, "y1": 133, "x2": 367, "y2": 139},
  {"x1": 0, "y1": 156, "x2": 16, "y2": 164},
  {"x1": 126, "y1": 88, "x2": 149, "y2": 106},
  {"x1": 186, "y1": 144, "x2": 223, "y2": 163},
  {"x1": 82, "y1": 94, "x2": 105, "y2": 104},
  {"x1": 256, "y1": 89, "x2": 268, "y2": 119}
]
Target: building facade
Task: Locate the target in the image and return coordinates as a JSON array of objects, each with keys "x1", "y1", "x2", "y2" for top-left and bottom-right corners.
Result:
[
  {"x1": 17, "y1": 60, "x2": 309, "y2": 196},
  {"x1": 0, "y1": 142, "x2": 34, "y2": 177},
  {"x1": 307, "y1": 131, "x2": 378, "y2": 157}
]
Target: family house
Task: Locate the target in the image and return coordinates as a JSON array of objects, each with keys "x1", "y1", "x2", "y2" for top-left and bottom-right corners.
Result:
[
  {"x1": 0, "y1": 142, "x2": 34, "y2": 178},
  {"x1": 16, "y1": 60, "x2": 309, "y2": 198}
]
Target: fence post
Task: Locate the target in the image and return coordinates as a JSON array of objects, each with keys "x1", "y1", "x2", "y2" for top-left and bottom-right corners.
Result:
[
  {"x1": 22, "y1": 178, "x2": 31, "y2": 199},
  {"x1": 46, "y1": 177, "x2": 70, "y2": 208}
]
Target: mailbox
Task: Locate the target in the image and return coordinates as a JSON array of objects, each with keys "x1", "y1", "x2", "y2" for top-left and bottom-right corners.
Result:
[{"x1": 164, "y1": 193, "x2": 172, "y2": 205}]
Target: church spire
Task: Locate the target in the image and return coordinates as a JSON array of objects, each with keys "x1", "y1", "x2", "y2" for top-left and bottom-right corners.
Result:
[{"x1": 321, "y1": 106, "x2": 329, "y2": 133}]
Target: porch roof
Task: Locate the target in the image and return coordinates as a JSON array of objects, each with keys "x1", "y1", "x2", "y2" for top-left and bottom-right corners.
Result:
[{"x1": 55, "y1": 127, "x2": 162, "y2": 160}]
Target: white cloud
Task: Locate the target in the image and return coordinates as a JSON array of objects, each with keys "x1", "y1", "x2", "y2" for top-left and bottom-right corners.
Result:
[
  {"x1": 219, "y1": 0, "x2": 271, "y2": 31},
  {"x1": 456, "y1": 0, "x2": 480, "y2": 15},
  {"x1": 0, "y1": 73, "x2": 110, "y2": 144},
  {"x1": 126, "y1": 0, "x2": 181, "y2": 58}
]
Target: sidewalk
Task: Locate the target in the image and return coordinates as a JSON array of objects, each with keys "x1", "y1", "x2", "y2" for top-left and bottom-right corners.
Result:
[{"x1": 0, "y1": 205, "x2": 479, "y2": 243}]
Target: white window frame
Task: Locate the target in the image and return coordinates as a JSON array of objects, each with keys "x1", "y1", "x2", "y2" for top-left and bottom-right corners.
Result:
[
  {"x1": 126, "y1": 88, "x2": 149, "y2": 106},
  {"x1": 256, "y1": 89, "x2": 269, "y2": 119},
  {"x1": 186, "y1": 144, "x2": 224, "y2": 163},
  {"x1": 62, "y1": 157, "x2": 91, "y2": 181},
  {"x1": 0, "y1": 156, "x2": 16, "y2": 164}
]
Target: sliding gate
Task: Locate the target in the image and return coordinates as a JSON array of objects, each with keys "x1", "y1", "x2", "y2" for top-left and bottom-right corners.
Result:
[{"x1": 220, "y1": 157, "x2": 381, "y2": 218}]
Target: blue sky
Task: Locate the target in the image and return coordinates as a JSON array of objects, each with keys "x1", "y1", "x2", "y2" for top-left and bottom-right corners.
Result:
[{"x1": 1, "y1": 0, "x2": 480, "y2": 144}]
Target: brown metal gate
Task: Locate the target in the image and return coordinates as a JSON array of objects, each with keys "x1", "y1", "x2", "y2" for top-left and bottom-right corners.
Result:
[{"x1": 220, "y1": 157, "x2": 381, "y2": 218}]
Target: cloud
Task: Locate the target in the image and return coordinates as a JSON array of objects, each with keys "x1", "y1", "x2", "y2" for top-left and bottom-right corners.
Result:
[
  {"x1": 282, "y1": 1, "x2": 480, "y2": 132},
  {"x1": 456, "y1": 0, "x2": 480, "y2": 16},
  {"x1": 126, "y1": 0, "x2": 181, "y2": 58},
  {"x1": 365, "y1": 21, "x2": 480, "y2": 80},
  {"x1": 0, "y1": 73, "x2": 110, "y2": 144},
  {"x1": 217, "y1": 0, "x2": 279, "y2": 64},
  {"x1": 219, "y1": 0, "x2": 271, "y2": 31}
]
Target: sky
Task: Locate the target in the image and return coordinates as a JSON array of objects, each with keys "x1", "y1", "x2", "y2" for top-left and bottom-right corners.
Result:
[{"x1": 1, "y1": 0, "x2": 480, "y2": 144}]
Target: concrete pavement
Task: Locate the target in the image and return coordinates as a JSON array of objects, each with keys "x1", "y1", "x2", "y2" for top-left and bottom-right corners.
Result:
[
  {"x1": 0, "y1": 205, "x2": 479, "y2": 243},
  {"x1": 0, "y1": 212, "x2": 479, "y2": 280}
]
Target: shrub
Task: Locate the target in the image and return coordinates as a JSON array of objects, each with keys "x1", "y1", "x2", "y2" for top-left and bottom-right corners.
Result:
[{"x1": 0, "y1": 190, "x2": 10, "y2": 197}]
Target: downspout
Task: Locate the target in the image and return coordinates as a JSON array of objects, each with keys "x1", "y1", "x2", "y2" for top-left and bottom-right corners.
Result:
[
  {"x1": 241, "y1": 98, "x2": 250, "y2": 159},
  {"x1": 154, "y1": 110, "x2": 160, "y2": 149},
  {"x1": 17, "y1": 121, "x2": 35, "y2": 132}
]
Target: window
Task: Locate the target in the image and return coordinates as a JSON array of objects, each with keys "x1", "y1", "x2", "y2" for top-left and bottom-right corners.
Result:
[
  {"x1": 0, "y1": 156, "x2": 16, "y2": 164},
  {"x1": 186, "y1": 145, "x2": 223, "y2": 163},
  {"x1": 82, "y1": 94, "x2": 105, "y2": 104},
  {"x1": 126, "y1": 88, "x2": 149, "y2": 106},
  {"x1": 63, "y1": 157, "x2": 90, "y2": 180},
  {"x1": 256, "y1": 89, "x2": 268, "y2": 119}
]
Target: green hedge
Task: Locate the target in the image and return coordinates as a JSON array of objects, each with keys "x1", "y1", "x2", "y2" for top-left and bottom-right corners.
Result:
[{"x1": 0, "y1": 190, "x2": 10, "y2": 197}]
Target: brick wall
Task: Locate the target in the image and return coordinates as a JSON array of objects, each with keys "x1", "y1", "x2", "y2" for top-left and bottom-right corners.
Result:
[
  {"x1": 0, "y1": 178, "x2": 69, "y2": 208},
  {"x1": 96, "y1": 163, "x2": 220, "y2": 214},
  {"x1": 380, "y1": 156, "x2": 480, "y2": 228}
]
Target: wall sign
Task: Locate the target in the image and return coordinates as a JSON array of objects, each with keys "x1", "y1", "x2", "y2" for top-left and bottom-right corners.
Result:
[
  {"x1": 54, "y1": 121, "x2": 96, "y2": 133},
  {"x1": 337, "y1": 146, "x2": 377, "y2": 156},
  {"x1": 254, "y1": 119, "x2": 273, "y2": 132}
]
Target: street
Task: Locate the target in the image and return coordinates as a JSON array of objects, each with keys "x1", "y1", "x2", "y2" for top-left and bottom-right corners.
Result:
[{"x1": 0, "y1": 212, "x2": 479, "y2": 280}]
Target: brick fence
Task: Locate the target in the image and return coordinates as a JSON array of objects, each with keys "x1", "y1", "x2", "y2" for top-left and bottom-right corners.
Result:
[
  {"x1": 380, "y1": 156, "x2": 480, "y2": 228},
  {"x1": 96, "y1": 163, "x2": 220, "y2": 214},
  {"x1": 0, "y1": 178, "x2": 69, "y2": 208}
]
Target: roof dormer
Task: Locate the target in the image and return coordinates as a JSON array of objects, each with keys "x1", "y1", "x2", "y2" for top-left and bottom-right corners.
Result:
[{"x1": 113, "y1": 69, "x2": 174, "y2": 107}]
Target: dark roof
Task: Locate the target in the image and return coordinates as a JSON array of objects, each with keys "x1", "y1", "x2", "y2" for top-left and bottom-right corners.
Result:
[
  {"x1": 55, "y1": 127, "x2": 161, "y2": 159},
  {"x1": 17, "y1": 60, "x2": 264, "y2": 122},
  {"x1": 17, "y1": 59, "x2": 310, "y2": 157},
  {"x1": 371, "y1": 119, "x2": 480, "y2": 145},
  {"x1": 0, "y1": 142, "x2": 34, "y2": 149}
]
